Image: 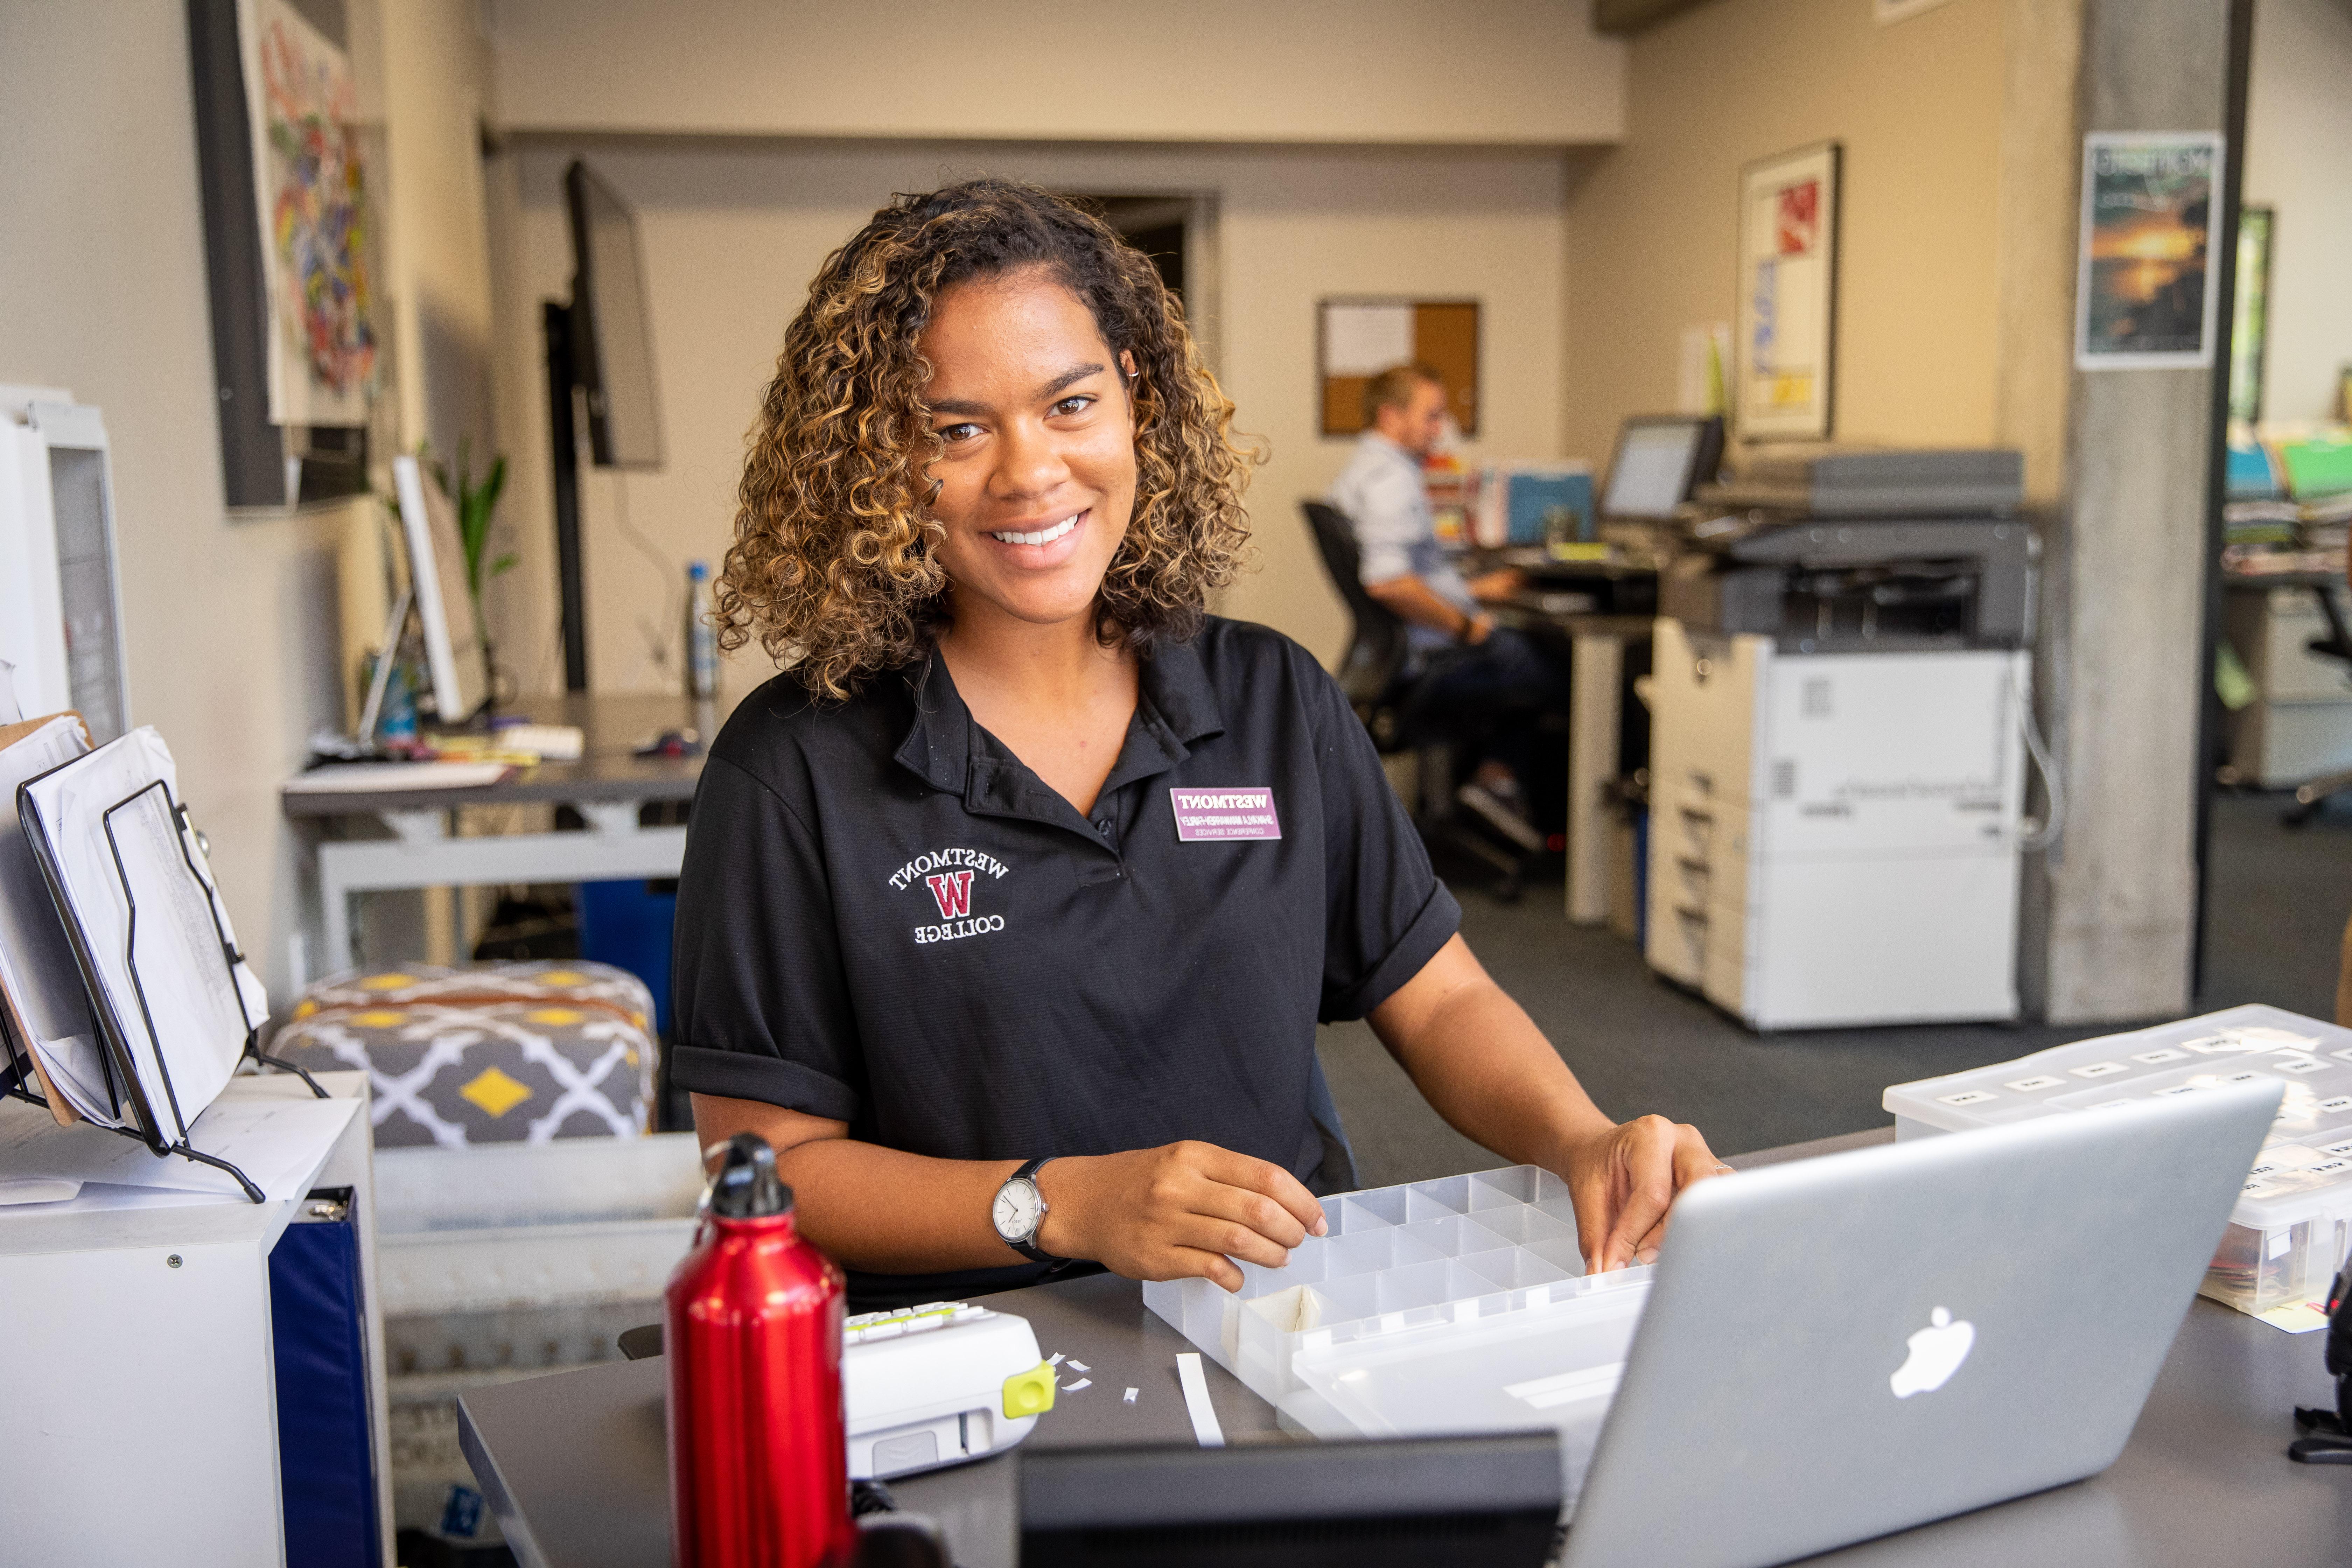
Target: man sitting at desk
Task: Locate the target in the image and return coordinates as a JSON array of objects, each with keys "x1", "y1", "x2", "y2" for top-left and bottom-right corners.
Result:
[{"x1": 1330, "y1": 364, "x2": 1569, "y2": 845}]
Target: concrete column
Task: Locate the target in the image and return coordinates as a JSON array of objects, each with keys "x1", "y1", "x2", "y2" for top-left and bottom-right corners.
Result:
[{"x1": 2001, "y1": 0, "x2": 2233, "y2": 1023}]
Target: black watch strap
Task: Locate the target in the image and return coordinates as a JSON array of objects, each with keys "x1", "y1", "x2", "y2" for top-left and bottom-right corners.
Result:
[{"x1": 1001, "y1": 1157, "x2": 1064, "y2": 1265}]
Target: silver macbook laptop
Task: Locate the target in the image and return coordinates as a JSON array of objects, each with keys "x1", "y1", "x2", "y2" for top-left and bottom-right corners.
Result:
[{"x1": 1563, "y1": 1079, "x2": 2281, "y2": 1568}]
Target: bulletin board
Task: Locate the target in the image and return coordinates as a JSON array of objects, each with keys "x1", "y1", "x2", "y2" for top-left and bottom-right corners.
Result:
[{"x1": 1318, "y1": 299, "x2": 1481, "y2": 437}]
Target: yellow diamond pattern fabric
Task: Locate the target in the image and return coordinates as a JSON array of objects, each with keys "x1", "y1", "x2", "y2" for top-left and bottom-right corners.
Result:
[
  {"x1": 268, "y1": 961, "x2": 658, "y2": 1147},
  {"x1": 458, "y1": 1065, "x2": 534, "y2": 1118}
]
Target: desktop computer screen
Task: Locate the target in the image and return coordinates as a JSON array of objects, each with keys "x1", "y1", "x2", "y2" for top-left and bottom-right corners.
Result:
[{"x1": 1601, "y1": 415, "x2": 1722, "y2": 520}]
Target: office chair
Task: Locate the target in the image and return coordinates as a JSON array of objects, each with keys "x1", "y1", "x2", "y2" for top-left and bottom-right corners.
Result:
[
  {"x1": 2284, "y1": 580, "x2": 2352, "y2": 826},
  {"x1": 1302, "y1": 500, "x2": 1546, "y2": 898}
]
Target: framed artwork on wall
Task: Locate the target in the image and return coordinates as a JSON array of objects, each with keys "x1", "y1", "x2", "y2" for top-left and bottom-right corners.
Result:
[
  {"x1": 2075, "y1": 132, "x2": 2224, "y2": 370},
  {"x1": 1317, "y1": 299, "x2": 1480, "y2": 437},
  {"x1": 1735, "y1": 142, "x2": 1841, "y2": 442}
]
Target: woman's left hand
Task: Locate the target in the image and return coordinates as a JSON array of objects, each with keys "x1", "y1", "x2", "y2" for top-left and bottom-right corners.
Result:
[{"x1": 1556, "y1": 1115, "x2": 1731, "y2": 1276}]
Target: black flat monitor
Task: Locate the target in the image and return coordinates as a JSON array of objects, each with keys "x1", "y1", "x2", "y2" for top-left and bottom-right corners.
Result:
[
  {"x1": 1018, "y1": 1433, "x2": 1561, "y2": 1567},
  {"x1": 1601, "y1": 414, "x2": 1723, "y2": 522},
  {"x1": 564, "y1": 160, "x2": 664, "y2": 469}
]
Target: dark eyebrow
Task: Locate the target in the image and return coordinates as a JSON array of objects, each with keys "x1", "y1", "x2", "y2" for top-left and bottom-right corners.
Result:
[
  {"x1": 926, "y1": 362, "x2": 1106, "y2": 420},
  {"x1": 1040, "y1": 362, "x2": 1106, "y2": 398}
]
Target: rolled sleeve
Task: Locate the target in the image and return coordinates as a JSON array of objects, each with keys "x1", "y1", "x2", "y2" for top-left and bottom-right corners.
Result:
[
  {"x1": 668, "y1": 753, "x2": 867, "y2": 1121},
  {"x1": 1347, "y1": 463, "x2": 1427, "y2": 588},
  {"x1": 1304, "y1": 656, "x2": 1462, "y2": 1022}
]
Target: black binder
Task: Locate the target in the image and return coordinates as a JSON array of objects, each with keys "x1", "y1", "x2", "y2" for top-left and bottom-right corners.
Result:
[{"x1": 5, "y1": 765, "x2": 323, "y2": 1201}]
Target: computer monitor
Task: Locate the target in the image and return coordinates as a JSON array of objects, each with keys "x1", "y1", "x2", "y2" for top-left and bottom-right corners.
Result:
[
  {"x1": 392, "y1": 454, "x2": 485, "y2": 726},
  {"x1": 564, "y1": 160, "x2": 664, "y2": 469},
  {"x1": 1600, "y1": 414, "x2": 1723, "y2": 521}
]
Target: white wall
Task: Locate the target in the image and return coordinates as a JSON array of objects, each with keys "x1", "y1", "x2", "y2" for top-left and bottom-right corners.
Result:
[
  {"x1": 383, "y1": 0, "x2": 500, "y2": 463},
  {"x1": 2244, "y1": 0, "x2": 2352, "y2": 424},
  {"x1": 1564, "y1": 0, "x2": 2007, "y2": 467},
  {"x1": 0, "y1": 1, "x2": 351, "y2": 1000},
  {"x1": 488, "y1": 141, "x2": 1572, "y2": 690},
  {"x1": 489, "y1": 0, "x2": 1624, "y2": 147}
]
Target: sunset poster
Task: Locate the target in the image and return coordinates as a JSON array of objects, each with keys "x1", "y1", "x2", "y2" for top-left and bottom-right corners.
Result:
[{"x1": 2076, "y1": 132, "x2": 2224, "y2": 369}]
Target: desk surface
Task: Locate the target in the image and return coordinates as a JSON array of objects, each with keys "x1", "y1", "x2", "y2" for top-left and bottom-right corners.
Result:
[
  {"x1": 458, "y1": 1126, "x2": 2352, "y2": 1567},
  {"x1": 280, "y1": 692, "x2": 733, "y2": 817},
  {"x1": 2225, "y1": 568, "x2": 2345, "y2": 593}
]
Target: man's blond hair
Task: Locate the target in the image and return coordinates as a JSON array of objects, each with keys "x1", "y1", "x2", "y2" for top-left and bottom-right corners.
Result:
[{"x1": 1362, "y1": 363, "x2": 1442, "y2": 427}]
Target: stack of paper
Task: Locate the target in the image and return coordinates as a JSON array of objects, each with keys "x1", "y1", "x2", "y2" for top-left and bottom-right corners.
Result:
[
  {"x1": 12, "y1": 726, "x2": 268, "y2": 1143},
  {"x1": 0, "y1": 714, "x2": 115, "y2": 1126},
  {"x1": 0, "y1": 1090, "x2": 357, "y2": 1205}
]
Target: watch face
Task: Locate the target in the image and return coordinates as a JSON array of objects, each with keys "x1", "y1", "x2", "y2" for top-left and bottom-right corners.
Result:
[{"x1": 993, "y1": 1178, "x2": 1041, "y2": 1242}]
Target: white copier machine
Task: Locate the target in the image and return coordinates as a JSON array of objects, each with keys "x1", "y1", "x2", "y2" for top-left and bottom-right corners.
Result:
[{"x1": 1645, "y1": 450, "x2": 2039, "y2": 1030}]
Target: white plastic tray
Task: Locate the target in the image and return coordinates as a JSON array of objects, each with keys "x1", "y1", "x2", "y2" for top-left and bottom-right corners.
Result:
[
  {"x1": 1145, "y1": 1165, "x2": 1653, "y2": 1449},
  {"x1": 1885, "y1": 1004, "x2": 2352, "y2": 1319}
]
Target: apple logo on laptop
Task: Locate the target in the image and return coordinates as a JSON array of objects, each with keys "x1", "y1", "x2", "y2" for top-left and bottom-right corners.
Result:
[{"x1": 1889, "y1": 1307, "x2": 1975, "y2": 1399}]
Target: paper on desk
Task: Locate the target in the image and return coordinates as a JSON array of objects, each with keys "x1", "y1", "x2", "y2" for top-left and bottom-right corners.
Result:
[
  {"x1": 19, "y1": 728, "x2": 267, "y2": 1140},
  {"x1": 0, "y1": 1175, "x2": 81, "y2": 1205},
  {"x1": 0, "y1": 1091, "x2": 356, "y2": 1201},
  {"x1": 0, "y1": 714, "x2": 115, "y2": 1127},
  {"x1": 282, "y1": 760, "x2": 512, "y2": 794}
]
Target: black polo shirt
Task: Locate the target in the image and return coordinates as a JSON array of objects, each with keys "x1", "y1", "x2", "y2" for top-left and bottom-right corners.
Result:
[{"x1": 669, "y1": 615, "x2": 1460, "y2": 1307}]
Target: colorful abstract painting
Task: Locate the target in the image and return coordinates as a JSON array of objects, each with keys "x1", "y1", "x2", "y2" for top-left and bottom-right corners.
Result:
[
  {"x1": 1736, "y1": 142, "x2": 1841, "y2": 441},
  {"x1": 246, "y1": 0, "x2": 375, "y2": 426}
]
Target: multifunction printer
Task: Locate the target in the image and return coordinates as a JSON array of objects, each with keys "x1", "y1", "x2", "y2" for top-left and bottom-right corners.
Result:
[{"x1": 1645, "y1": 449, "x2": 2040, "y2": 1030}]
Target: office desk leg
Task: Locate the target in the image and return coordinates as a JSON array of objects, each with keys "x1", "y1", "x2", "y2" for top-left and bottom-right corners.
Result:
[{"x1": 1567, "y1": 632, "x2": 1623, "y2": 927}]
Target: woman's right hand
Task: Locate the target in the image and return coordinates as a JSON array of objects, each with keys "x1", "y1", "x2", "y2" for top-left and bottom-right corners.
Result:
[{"x1": 1035, "y1": 1142, "x2": 1328, "y2": 1292}]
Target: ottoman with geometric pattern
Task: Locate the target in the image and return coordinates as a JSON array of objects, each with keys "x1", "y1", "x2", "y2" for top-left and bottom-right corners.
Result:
[{"x1": 270, "y1": 961, "x2": 658, "y2": 1147}]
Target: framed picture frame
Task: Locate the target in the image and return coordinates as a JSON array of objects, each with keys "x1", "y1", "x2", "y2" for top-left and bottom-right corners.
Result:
[
  {"x1": 2076, "y1": 132, "x2": 2225, "y2": 370},
  {"x1": 1316, "y1": 298, "x2": 1480, "y2": 438},
  {"x1": 1735, "y1": 142, "x2": 1841, "y2": 443}
]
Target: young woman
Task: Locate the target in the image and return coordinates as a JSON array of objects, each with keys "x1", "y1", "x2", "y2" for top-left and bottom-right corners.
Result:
[{"x1": 673, "y1": 178, "x2": 1727, "y2": 1309}]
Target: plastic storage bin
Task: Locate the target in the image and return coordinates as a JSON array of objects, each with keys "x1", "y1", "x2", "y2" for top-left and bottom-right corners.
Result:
[
  {"x1": 1144, "y1": 1166, "x2": 1652, "y2": 1501},
  {"x1": 1885, "y1": 1004, "x2": 2352, "y2": 1323}
]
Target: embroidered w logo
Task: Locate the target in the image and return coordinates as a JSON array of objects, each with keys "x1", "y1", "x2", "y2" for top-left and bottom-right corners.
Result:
[{"x1": 925, "y1": 870, "x2": 975, "y2": 920}]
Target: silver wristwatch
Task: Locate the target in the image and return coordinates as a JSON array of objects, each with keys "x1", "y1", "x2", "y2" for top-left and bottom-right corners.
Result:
[{"x1": 992, "y1": 1157, "x2": 1062, "y2": 1265}]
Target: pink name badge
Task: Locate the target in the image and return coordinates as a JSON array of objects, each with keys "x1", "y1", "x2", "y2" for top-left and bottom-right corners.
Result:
[{"x1": 1170, "y1": 787, "x2": 1282, "y2": 842}]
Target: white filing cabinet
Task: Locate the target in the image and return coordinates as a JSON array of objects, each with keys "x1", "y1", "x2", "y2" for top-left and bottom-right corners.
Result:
[
  {"x1": 1645, "y1": 618, "x2": 2028, "y2": 1030},
  {"x1": 2225, "y1": 581, "x2": 2352, "y2": 787},
  {"x1": 0, "y1": 1070, "x2": 389, "y2": 1567}
]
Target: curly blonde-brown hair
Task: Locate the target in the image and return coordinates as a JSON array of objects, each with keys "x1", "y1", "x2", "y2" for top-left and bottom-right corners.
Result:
[{"x1": 716, "y1": 177, "x2": 1261, "y2": 700}]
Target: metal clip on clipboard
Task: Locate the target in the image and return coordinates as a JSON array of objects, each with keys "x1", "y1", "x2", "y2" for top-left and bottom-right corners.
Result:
[{"x1": 1, "y1": 774, "x2": 324, "y2": 1203}]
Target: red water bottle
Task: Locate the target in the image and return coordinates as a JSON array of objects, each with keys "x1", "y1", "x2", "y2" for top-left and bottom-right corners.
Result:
[{"x1": 667, "y1": 1133, "x2": 853, "y2": 1568}]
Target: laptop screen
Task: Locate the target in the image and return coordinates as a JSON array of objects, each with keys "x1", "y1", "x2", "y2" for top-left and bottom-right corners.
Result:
[{"x1": 1603, "y1": 420, "x2": 1709, "y2": 520}]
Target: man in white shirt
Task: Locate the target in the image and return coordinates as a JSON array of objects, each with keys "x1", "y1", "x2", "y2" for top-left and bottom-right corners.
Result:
[{"x1": 1327, "y1": 365, "x2": 1569, "y2": 847}]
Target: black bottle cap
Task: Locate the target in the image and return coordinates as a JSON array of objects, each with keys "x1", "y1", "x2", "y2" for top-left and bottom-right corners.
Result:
[{"x1": 709, "y1": 1133, "x2": 794, "y2": 1219}]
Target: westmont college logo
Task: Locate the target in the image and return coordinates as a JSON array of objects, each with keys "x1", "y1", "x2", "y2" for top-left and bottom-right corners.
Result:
[
  {"x1": 889, "y1": 846, "x2": 1008, "y2": 946},
  {"x1": 926, "y1": 870, "x2": 974, "y2": 918}
]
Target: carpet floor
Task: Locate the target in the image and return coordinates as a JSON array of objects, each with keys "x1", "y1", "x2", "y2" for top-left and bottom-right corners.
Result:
[{"x1": 1317, "y1": 791, "x2": 2352, "y2": 1186}]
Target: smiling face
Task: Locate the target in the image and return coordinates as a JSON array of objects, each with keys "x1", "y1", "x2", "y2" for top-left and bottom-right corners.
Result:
[{"x1": 920, "y1": 266, "x2": 1139, "y2": 636}]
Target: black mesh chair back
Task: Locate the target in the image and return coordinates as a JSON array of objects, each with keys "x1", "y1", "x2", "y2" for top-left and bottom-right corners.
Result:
[{"x1": 1302, "y1": 500, "x2": 1408, "y2": 712}]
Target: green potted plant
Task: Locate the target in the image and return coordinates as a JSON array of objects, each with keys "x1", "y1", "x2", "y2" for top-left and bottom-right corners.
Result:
[{"x1": 425, "y1": 438, "x2": 516, "y2": 704}]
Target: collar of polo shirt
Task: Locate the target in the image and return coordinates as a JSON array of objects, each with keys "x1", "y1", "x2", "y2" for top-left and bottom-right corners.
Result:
[{"x1": 890, "y1": 638, "x2": 1230, "y2": 825}]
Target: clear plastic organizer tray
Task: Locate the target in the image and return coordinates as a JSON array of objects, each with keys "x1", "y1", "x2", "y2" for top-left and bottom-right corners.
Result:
[
  {"x1": 1885, "y1": 1004, "x2": 2352, "y2": 1322},
  {"x1": 1142, "y1": 1165, "x2": 1653, "y2": 1416}
]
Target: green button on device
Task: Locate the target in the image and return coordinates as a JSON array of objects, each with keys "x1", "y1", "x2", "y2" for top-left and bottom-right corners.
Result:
[{"x1": 1002, "y1": 1361, "x2": 1057, "y2": 1419}]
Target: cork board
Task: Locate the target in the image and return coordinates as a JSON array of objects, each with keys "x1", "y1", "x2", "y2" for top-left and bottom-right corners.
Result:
[{"x1": 1318, "y1": 299, "x2": 1480, "y2": 438}]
